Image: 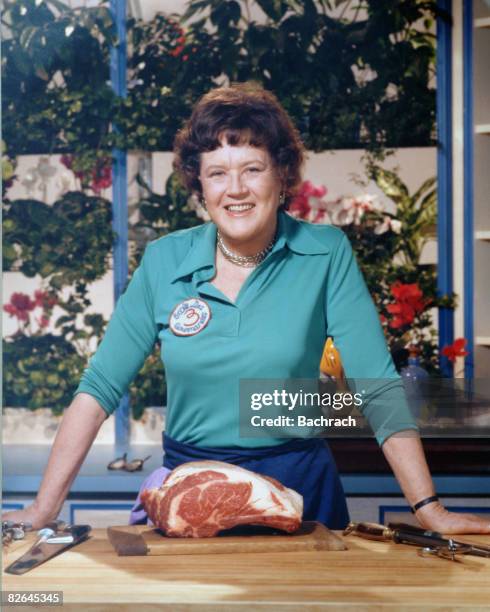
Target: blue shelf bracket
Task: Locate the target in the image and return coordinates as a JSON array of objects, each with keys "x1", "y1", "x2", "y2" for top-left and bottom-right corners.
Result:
[
  {"x1": 436, "y1": 0, "x2": 454, "y2": 377},
  {"x1": 110, "y1": 0, "x2": 130, "y2": 450}
]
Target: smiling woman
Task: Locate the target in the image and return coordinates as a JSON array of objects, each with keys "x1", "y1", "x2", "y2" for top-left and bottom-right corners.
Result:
[
  {"x1": 3, "y1": 83, "x2": 490, "y2": 537},
  {"x1": 172, "y1": 83, "x2": 306, "y2": 298}
]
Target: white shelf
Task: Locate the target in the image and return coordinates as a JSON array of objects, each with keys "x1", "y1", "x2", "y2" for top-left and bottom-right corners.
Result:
[
  {"x1": 475, "y1": 231, "x2": 490, "y2": 241},
  {"x1": 475, "y1": 17, "x2": 490, "y2": 28},
  {"x1": 475, "y1": 124, "x2": 490, "y2": 134},
  {"x1": 476, "y1": 337, "x2": 490, "y2": 346}
]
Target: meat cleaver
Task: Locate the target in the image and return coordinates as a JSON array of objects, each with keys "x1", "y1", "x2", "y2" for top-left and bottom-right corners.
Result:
[{"x1": 4, "y1": 524, "x2": 91, "y2": 575}]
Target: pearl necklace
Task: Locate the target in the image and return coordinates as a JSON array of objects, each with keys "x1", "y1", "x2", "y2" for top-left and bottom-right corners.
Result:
[{"x1": 216, "y1": 230, "x2": 276, "y2": 268}]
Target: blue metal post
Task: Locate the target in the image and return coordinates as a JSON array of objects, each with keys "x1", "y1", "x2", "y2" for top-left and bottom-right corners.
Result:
[
  {"x1": 110, "y1": 0, "x2": 130, "y2": 449},
  {"x1": 463, "y1": 0, "x2": 474, "y2": 379},
  {"x1": 436, "y1": 0, "x2": 454, "y2": 377}
]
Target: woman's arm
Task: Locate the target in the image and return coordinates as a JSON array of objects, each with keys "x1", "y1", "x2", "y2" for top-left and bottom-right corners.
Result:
[
  {"x1": 322, "y1": 231, "x2": 489, "y2": 534},
  {"x1": 3, "y1": 245, "x2": 160, "y2": 530},
  {"x1": 2, "y1": 393, "x2": 107, "y2": 529},
  {"x1": 382, "y1": 431, "x2": 490, "y2": 534}
]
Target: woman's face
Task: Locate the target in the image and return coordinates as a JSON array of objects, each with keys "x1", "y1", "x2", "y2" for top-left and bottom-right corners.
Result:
[{"x1": 199, "y1": 140, "x2": 282, "y2": 249}]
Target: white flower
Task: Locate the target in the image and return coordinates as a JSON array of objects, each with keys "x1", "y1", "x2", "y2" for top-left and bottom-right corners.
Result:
[
  {"x1": 188, "y1": 194, "x2": 210, "y2": 221},
  {"x1": 374, "y1": 217, "x2": 390, "y2": 235},
  {"x1": 330, "y1": 202, "x2": 356, "y2": 226},
  {"x1": 374, "y1": 215, "x2": 402, "y2": 235},
  {"x1": 390, "y1": 219, "x2": 402, "y2": 234},
  {"x1": 21, "y1": 168, "x2": 39, "y2": 193},
  {"x1": 37, "y1": 157, "x2": 57, "y2": 180},
  {"x1": 56, "y1": 172, "x2": 74, "y2": 196},
  {"x1": 355, "y1": 193, "x2": 384, "y2": 213}
]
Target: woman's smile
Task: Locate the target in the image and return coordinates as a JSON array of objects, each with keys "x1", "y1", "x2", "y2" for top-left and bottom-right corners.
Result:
[{"x1": 223, "y1": 203, "x2": 255, "y2": 215}]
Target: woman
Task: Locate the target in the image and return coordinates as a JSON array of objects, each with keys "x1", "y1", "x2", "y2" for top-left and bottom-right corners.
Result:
[{"x1": 4, "y1": 83, "x2": 489, "y2": 534}]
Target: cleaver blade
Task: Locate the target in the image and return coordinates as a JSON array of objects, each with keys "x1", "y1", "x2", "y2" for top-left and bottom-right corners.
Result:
[{"x1": 4, "y1": 524, "x2": 91, "y2": 575}]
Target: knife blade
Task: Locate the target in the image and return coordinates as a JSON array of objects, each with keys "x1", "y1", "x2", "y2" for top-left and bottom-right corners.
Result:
[{"x1": 4, "y1": 525, "x2": 91, "y2": 575}]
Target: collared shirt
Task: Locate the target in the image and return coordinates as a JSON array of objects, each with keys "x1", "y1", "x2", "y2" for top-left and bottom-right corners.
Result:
[{"x1": 76, "y1": 211, "x2": 418, "y2": 447}]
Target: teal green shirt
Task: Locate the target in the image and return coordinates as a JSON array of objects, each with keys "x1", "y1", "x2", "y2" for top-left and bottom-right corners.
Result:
[{"x1": 76, "y1": 211, "x2": 418, "y2": 447}]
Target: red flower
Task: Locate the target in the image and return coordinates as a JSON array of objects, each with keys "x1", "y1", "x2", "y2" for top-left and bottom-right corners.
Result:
[
  {"x1": 169, "y1": 33, "x2": 186, "y2": 57},
  {"x1": 60, "y1": 154, "x2": 73, "y2": 170},
  {"x1": 441, "y1": 338, "x2": 469, "y2": 362},
  {"x1": 169, "y1": 45, "x2": 185, "y2": 57},
  {"x1": 386, "y1": 302, "x2": 415, "y2": 328},
  {"x1": 91, "y1": 159, "x2": 112, "y2": 194},
  {"x1": 386, "y1": 282, "x2": 428, "y2": 329},
  {"x1": 37, "y1": 315, "x2": 50, "y2": 328},
  {"x1": 3, "y1": 292, "x2": 36, "y2": 322},
  {"x1": 61, "y1": 154, "x2": 85, "y2": 181}
]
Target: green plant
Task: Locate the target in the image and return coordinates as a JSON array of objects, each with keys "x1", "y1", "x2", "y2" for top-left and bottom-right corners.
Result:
[
  {"x1": 2, "y1": 0, "x2": 439, "y2": 157},
  {"x1": 179, "y1": 0, "x2": 439, "y2": 152},
  {"x1": 2, "y1": 191, "x2": 113, "y2": 412},
  {"x1": 131, "y1": 171, "x2": 203, "y2": 264},
  {"x1": 2, "y1": 0, "x2": 443, "y2": 416},
  {"x1": 1, "y1": 0, "x2": 115, "y2": 160},
  {"x1": 3, "y1": 333, "x2": 85, "y2": 414},
  {"x1": 367, "y1": 165, "x2": 450, "y2": 372},
  {"x1": 3, "y1": 191, "x2": 113, "y2": 287}
]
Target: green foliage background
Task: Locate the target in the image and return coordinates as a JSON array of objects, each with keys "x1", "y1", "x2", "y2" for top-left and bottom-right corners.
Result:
[{"x1": 2, "y1": 0, "x2": 441, "y2": 416}]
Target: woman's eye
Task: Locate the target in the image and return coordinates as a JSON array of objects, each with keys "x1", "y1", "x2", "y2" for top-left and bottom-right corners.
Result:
[
  {"x1": 210, "y1": 171, "x2": 225, "y2": 177},
  {"x1": 246, "y1": 167, "x2": 261, "y2": 173}
]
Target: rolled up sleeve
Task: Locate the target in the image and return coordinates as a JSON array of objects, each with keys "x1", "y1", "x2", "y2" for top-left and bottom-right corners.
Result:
[
  {"x1": 75, "y1": 245, "x2": 159, "y2": 416},
  {"x1": 325, "y1": 233, "x2": 419, "y2": 446}
]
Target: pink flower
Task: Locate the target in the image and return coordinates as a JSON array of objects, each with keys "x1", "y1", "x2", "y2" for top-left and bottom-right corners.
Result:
[
  {"x1": 289, "y1": 181, "x2": 328, "y2": 220},
  {"x1": 3, "y1": 292, "x2": 36, "y2": 322},
  {"x1": 302, "y1": 180, "x2": 327, "y2": 200},
  {"x1": 34, "y1": 290, "x2": 57, "y2": 309},
  {"x1": 37, "y1": 315, "x2": 50, "y2": 328}
]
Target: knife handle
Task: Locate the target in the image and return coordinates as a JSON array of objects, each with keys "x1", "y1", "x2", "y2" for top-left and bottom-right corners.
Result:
[{"x1": 344, "y1": 522, "x2": 392, "y2": 541}]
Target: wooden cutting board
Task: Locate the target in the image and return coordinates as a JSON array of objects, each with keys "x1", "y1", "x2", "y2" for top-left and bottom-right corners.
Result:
[{"x1": 107, "y1": 521, "x2": 347, "y2": 556}]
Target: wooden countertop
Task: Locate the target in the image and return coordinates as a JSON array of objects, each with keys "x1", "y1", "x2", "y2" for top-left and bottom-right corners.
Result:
[{"x1": 3, "y1": 529, "x2": 490, "y2": 611}]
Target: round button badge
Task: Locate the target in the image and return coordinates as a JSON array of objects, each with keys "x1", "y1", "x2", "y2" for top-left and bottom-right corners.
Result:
[{"x1": 169, "y1": 298, "x2": 212, "y2": 336}]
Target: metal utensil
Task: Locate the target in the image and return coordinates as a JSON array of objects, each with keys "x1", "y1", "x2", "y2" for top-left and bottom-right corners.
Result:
[
  {"x1": 4, "y1": 524, "x2": 91, "y2": 575},
  {"x1": 344, "y1": 521, "x2": 490, "y2": 562},
  {"x1": 388, "y1": 522, "x2": 490, "y2": 558}
]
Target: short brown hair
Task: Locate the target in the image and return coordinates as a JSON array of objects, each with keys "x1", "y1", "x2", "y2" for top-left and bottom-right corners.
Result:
[{"x1": 173, "y1": 82, "x2": 305, "y2": 205}]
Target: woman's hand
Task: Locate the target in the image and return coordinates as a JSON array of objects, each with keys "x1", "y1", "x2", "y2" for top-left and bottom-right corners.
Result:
[
  {"x1": 416, "y1": 502, "x2": 490, "y2": 535},
  {"x1": 2, "y1": 501, "x2": 57, "y2": 531}
]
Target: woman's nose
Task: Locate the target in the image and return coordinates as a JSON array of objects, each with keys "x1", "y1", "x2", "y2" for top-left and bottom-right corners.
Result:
[{"x1": 227, "y1": 171, "x2": 248, "y2": 195}]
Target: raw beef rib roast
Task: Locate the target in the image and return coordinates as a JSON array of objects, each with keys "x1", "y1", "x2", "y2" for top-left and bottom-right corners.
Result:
[{"x1": 140, "y1": 460, "x2": 303, "y2": 537}]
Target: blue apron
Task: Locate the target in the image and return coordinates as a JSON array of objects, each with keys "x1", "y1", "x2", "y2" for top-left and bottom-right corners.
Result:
[{"x1": 162, "y1": 434, "x2": 350, "y2": 530}]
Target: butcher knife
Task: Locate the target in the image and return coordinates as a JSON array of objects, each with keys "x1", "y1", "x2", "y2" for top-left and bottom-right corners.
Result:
[{"x1": 4, "y1": 524, "x2": 91, "y2": 575}]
